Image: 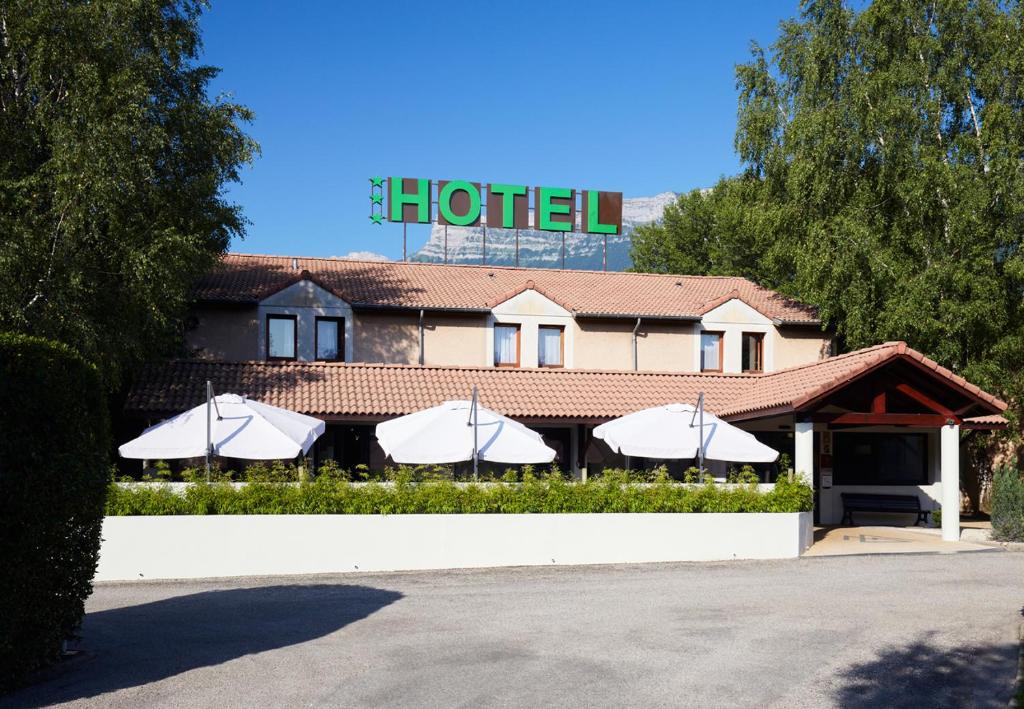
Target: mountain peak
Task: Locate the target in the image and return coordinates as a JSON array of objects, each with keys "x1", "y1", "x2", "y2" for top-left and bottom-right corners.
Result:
[{"x1": 412, "y1": 191, "x2": 678, "y2": 270}]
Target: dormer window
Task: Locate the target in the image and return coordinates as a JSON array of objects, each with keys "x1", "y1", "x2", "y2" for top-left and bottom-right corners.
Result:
[
  {"x1": 742, "y1": 332, "x2": 764, "y2": 373},
  {"x1": 267, "y1": 315, "x2": 297, "y2": 360},
  {"x1": 316, "y1": 317, "x2": 344, "y2": 361},
  {"x1": 700, "y1": 331, "x2": 723, "y2": 372},
  {"x1": 538, "y1": 326, "x2": 564, "y2": 367},
  {"x1": 494, "y1": 324, "x2": 520, "y2": 367}
]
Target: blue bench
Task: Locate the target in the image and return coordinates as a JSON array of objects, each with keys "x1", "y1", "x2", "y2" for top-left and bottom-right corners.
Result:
[{"x1": 840, "y1": 493, "x2": 931, "y2": 526}]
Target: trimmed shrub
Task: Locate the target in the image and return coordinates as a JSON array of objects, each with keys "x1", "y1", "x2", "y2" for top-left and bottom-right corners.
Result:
[
  {"x1": 0, "y1": 334, "x2": 110, "y2": 691},
  {"x1": 991, "y1": 465, "x2": 1024, "y2": 542},
  {"x1": 106, "y1": 465, "x2": 813, "y2": 516}
]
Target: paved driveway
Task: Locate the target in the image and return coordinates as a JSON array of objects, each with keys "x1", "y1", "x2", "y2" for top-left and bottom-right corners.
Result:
[{"x1": 5, "y1": 551, "x2": 1022, "y2": 708}]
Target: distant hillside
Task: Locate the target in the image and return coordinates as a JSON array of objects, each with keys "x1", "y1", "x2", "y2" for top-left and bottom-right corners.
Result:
[{"x1": 411, "y1": 192, "x2": 677, "y2": 270}]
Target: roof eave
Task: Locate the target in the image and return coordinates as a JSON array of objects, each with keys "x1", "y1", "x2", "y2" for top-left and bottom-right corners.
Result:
[
  {"x1": 193, "y1": 297, "x2": 260, "y2": 307},
  {"x1": 772, "y1": 318, "x2": 823, "y2": 327},
  {"x1": 350, "y1": 303, "x2": 492, "y2": 314},
  {"x1": 573, "y1": 312, "x2": 702, "y2": 322}
]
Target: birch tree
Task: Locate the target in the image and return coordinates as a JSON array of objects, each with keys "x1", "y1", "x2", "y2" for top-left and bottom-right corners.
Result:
[
  {"x1": 0, "y1": 0, "x2": 257, "y2": 386},
  {"x1": 633, "y1": 0, "x2": 1024, "y2": 412}
]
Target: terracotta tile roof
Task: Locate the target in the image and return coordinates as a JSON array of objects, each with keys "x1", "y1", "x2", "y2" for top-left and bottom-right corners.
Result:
[
  {"x1": 721, "y1": 341, "x2": 1007, "y2": 417},
  {"x1": 127, "y1": 343, "x2": 1006, "y2": 422},
  {"x1": 962, "y1": 414, "x2": 1008, "y2": 429},
  {"x1": 127, "y1": 359, "x2": 754, "y2": 421},
  {"x1": 193, "y1": 253, "x2": 820, "y2": 323}
]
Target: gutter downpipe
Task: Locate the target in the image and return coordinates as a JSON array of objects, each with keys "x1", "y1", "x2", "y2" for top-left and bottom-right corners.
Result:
[
  {"x1": 418, "y1": 309, "x2": 424, "y2": 366},
  {"x1": 631, "y1": 317, "x2": 642, "y2": 371}
]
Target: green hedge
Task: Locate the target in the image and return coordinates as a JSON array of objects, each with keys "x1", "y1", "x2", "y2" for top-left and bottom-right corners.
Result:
[
  {"x1": 991, "y1": 465, "x2": 1024, "y2": 542},
  {"x1": 0, "y1": 334, "x2": 110, "y2": 691},
  {"x1": 106, "y1": 468, "x2": 813, "y2": 515}
]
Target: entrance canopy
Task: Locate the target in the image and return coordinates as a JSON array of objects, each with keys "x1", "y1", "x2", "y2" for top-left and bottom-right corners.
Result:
[{"x1": 723, "y1": 342, "x2": 1007, "y2": 428}]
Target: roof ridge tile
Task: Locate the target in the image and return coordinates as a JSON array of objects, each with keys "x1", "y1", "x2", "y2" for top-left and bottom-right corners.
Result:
[{"x1": 224, "y1": 251, "x2": 763, "y2": 282}]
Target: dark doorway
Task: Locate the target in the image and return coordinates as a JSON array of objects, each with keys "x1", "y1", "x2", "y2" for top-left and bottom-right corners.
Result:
[{"x1": 314, "y1": 423, "x2": 373, "y2": 471}]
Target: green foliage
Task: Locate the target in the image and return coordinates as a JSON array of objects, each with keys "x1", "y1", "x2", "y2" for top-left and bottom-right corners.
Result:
[
  {"x1": 0, "y1": 333, "x2": 110, "y2": 690},
  {"x1": 105, "y1": 466, "x2": 813, "y2": 516},
  {"x1": 991, "y1": 465, "x2": 1024, "y2": 542},
  {"x1": 0, "y1": 0, "x2": 257, "y2": 387},
  {"x1": 632, "y1": 0, "x2": 1024, "y2": 421},
  {"x1": 726, "y1": 465, "x2": 761, "y2": 485}
]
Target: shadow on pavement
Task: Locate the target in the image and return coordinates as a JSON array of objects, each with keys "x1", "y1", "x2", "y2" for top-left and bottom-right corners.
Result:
[
  {"x1": 2, "y1": 583, "x2": 403, "y2": 706},
  {"x1": 833, "y1": 632, "x2": 1019, "y2": 708}
]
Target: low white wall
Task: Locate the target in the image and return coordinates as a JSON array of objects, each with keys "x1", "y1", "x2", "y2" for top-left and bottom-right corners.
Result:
[{"x1": 96, "y1": 512, "x2": 813, "y2": 582}]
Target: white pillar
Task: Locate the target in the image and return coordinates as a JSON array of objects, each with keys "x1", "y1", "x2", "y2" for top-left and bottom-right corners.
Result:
[
  {"x1": 794, "y1": 421, "x2": 814, "y2": 489},
  {"x1": 794, "y1": 421, "x2": 815, "y2": 551},
  {"x1": 940, "y1": 422, "x2": 961, "y2": 542}
]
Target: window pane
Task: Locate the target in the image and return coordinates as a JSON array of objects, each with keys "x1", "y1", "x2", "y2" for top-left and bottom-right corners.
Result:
[
  {"x1": 317, "y1": 319, "x2": 340, "y2": 360},
  {"x1": 494, "y1": 325, "x2": 518, "y2": 365},
  {"x1": 268, "y1": 317, "x2": 295, "y2": 359},
  {"x1": 538, "y1": 327, "x2": 562, "y2": 366},
  {"x1": 834, "y1": 433, "x2": 928, "y2": 485},
  {"x1": 742, "y1": 333, "x2": 763, "y2": 372},
  {"x1": 700, "y1": 332, "x2": 720, "y2": 371}
]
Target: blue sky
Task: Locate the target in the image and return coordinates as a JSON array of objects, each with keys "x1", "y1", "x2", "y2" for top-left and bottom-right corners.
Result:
[{"x1": 200, "y1": 1, "x2": 799, "y2": 260}]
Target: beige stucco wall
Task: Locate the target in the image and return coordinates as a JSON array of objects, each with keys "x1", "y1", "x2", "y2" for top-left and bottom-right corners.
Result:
[
  {"x1": 573, "y1": 320, "x2": 633, "y2": 370},
  {"x1": 773, "y1": 329, "x2": 832, "y2": 370},
  {"x1": 184, "y1": 291, "x2": 831, "y2": 374},
  {"x1": 636, "y1": 321, "x2": 696, "y2": 372},
  {"x1": 424, "y1": 313, "x2": 488, "y2": 367},
  {"x1": 352, "y1": 312, "x2": 419, "y2": 364},
  {"x1": 573, "y1": 319, "x2": 696, "y2": 372},
  {"x1": 186, "y1": 306, "x2": 259, "y2": 361}
]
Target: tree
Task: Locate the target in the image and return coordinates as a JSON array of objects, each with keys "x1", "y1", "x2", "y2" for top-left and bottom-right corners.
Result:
[
  {"x1": 0, "y1": 0, "x2": 257, "y2": 386},
  {"x1": 0, "y1": 334, "x2": 110, "y2": 690},
  {"x1": 633, "y1": 0, "x2": 1024, "y2": 411}
]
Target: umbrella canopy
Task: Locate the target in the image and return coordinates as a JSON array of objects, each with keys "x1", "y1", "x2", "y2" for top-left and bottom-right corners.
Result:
[
  {"x1": 592, "y1": 403, "x2": 778, "y2": 463},
  {"x1": 375, "y1": 400, "x2": 556, "y2": 465},
  {"x1": 119, "y1": 394, "x2": 325, "y2": 460}
]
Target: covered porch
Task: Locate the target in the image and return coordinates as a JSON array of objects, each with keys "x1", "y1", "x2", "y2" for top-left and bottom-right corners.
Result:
[{"x1": 728, "y1": 347, "x2": 1006, "y2": 541}]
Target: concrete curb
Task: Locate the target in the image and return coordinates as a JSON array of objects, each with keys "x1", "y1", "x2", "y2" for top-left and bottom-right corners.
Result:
[
  {"x1": 977, "y1": 540, "x2": 1024, "y2": 552},
  {"x1": 961, "y1": 527, "x2": 993, "y2": 543}
]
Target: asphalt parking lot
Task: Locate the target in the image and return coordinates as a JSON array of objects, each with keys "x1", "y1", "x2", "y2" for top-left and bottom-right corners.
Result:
[{"x1": 5, "y1": 550, "x2": 1022, "y2": 708}]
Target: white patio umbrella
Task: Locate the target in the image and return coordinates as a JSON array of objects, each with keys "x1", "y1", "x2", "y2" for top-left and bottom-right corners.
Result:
[
  {"x1": 592, "y1": 397, "x2": 778, "y2": 466},
  {"x1": 375, "y1": 388, "x2": 555, "y2": 475},
  {"x1": 119, "y1": 382, "x2": 325, "y2": 474}
]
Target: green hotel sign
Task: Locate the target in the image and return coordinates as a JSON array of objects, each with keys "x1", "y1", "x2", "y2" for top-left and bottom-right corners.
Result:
[{"x1": 371, "y1": 177, "x2": 623, "y2": 235}]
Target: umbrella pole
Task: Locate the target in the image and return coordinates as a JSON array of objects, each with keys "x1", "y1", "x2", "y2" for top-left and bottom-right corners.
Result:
[
  {"x1": 689, "y1": 391, "x2": 704, "y2": 478},
  {"x1": 698, "y1": 391, "x2": 705, "y2": 477},
  {"x1": 205, "y1": 380, "x2": 212, "y2": 482},
  {"x1": 471, "y1": 385, "x2": 479, "y2": 481}
]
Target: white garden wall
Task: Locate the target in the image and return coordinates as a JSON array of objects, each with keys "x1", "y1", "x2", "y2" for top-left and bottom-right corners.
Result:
[{"x1": 96, "y1": 512, "x2": 813, "y2": 581}]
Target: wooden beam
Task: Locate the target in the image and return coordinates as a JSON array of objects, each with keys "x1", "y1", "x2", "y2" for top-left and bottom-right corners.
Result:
[
  {"x1": 811, "y1": 412, "x2": 954, "y2": 426},
  {"x1": 871, "y1": 390, "x2": 887, "y2": 413},
  {"x1": 892, "y1": 382, "x2": 956, "y2": 417}
]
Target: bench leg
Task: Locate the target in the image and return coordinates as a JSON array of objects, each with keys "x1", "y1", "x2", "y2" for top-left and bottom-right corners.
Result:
[{"x1": 841, "y1": 510, "x2": 853, "y2": 526}]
